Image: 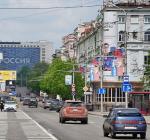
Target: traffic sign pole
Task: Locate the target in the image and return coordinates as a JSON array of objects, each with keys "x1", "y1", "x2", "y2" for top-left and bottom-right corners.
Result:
[
  {"x1": 72, "y1": 84, "x2": 76, "y2": 101},
  {"x1": 122, "y1": 75, "x2": 131, "y2": 108},
  {"x1": 125, "y1": 91, "x2": 128, "y2": 108}
]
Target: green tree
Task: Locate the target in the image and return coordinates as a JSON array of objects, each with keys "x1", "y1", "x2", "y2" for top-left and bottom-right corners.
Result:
[
  {"x1": 40, "y1": 58, "x2": 84, "y2": 100},
  {"x1": 17, "y1": 66, "x2": 31, "y2": 87},
  {"x1": 143, "y1": 51, "x2": 150, "y2": 90},
  {"x1": 27, "y1": 62, "x2": 49, "y2": 93}
]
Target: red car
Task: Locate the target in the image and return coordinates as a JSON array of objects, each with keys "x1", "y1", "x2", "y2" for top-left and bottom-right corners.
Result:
[{"x1": 59, "y1": 100, "x2": 88, "y2": 124}]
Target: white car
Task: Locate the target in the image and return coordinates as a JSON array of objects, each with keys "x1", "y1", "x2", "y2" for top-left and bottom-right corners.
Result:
[{"x1": 4, "y1": 101, "x2": 17, "y2": 112}]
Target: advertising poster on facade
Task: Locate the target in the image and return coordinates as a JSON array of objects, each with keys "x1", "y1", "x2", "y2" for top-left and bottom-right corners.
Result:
[
  {"x1": 89, "y1": 64, "x2": 100, "y2": 82},
  {"x1": 102, "y1": 44, "x2": 125, "y2": 78}
]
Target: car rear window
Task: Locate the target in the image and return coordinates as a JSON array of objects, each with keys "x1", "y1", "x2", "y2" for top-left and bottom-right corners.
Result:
[
  {"x1": 6, "y1": 101, "x2": 16, "y2": 104},
  {"x1": 117, "y1": 112, "x2": 142, "y2": 117},
  {"x1": 66, "y1": 102, "x2": 83, "y2": 107}
]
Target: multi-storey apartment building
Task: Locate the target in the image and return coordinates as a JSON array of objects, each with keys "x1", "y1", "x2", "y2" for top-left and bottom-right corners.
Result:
[
  {"x1": 61, "y1": 33, "x2": 77, "y2": 59},
  {"x1": 73, "y1": 0, "x2": 150, "y2": 110},
  {"x1": 0, "y1": 40, "x2": 53, "y2": 70}
]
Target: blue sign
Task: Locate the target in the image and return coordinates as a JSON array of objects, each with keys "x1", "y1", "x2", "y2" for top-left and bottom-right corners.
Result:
[
  {"x1": 0, "y1": 47, "x2": 40, "y2": 70},
  {"x1": 121, "y1": 83, "x2": 132, "y2": 92},
  {"x1": 98, "y1": 88, "x2": 106, "y2": 94},
  {"x1": 123, "y1": 75, "x2": 129, "y2": 82}
]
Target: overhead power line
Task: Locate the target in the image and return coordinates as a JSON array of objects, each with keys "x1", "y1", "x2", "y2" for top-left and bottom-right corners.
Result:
[{"x1": 0, "y1": 4, "x2": 101, "y2": 10}]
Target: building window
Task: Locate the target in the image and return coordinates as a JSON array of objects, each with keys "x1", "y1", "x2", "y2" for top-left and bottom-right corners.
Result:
[
  {"x1": 119, "y1": 31, "x2": 125, "y2": 41},
  {"x1": 144, "y1": 29, "x2": 150, "y2": 41},
  {"x1": 144, "y1": 16, "x2": 150, "y2": 23},
  {"x1": 118, "y1": 16, "x2": 125, "y2": 23},
  {"x1": 130, "y1": 15, "x2": 139, "y2": 24},
  {"x1": 144, "y1": 55, "x2": 150, "y2": 65}
]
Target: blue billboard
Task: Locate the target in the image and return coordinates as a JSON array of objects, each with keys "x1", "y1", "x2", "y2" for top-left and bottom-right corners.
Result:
[{"x1": 0, "y1": 47, "x2": 40, "y2": 70}]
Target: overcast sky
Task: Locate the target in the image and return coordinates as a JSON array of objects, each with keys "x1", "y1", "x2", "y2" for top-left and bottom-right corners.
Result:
[{"x1": 0, "y1": 0, "x2": 103, "y2": 49}]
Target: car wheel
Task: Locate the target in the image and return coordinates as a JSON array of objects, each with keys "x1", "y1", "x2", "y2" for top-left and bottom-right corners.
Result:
[
  {"x1": 132, "y1": 134, "x2": 137, "y2": 138},
  {"x1": 110, "y1": 129, "x2": 116, "y2": 138},
  {"x1": 140, "y1": 133, "x2": 146, "y2": 139},
  {"x1": 44, "y1": 107, "x2": 46, "y2": 109},
  {"x1": 81, "y1": 118, "x2": 88, "y2": 124},
  {"x1": 60, "y1": 117, "x2": 65, "y2": 123}
]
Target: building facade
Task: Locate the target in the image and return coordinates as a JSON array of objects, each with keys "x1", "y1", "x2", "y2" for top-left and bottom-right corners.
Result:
[
  {"x1": 73, "y1": 0, "x2": 150, "y2": 110},
  {"x1": 0, "y1": 41, "x2": 53, "y2": 71}
]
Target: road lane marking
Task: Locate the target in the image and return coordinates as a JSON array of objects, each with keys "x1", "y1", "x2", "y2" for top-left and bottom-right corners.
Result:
[{"x1": 21, "y1": 110, "x2": 58, "y2": 140}]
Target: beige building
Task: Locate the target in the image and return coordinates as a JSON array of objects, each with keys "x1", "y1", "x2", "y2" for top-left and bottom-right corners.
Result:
[{"x1": 71, "y1": 0, "x2": 150, "y2": 110}]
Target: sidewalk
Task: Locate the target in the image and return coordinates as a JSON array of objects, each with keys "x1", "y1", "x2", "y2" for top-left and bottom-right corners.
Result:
[{"x1": 88, "y1": 111, "x2": 150, "y2": 125}]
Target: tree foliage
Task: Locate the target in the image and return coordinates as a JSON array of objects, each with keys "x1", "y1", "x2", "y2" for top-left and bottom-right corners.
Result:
[
  {"x1": 17, "y1": 66, "x2": 31, "y2": 86},
  {"x1": 27, "y1": 62, "x2": 49, "y2": 93},
  {"x1": 40, "y1": 58, "x2": 84, "y2": 100},
  {"x1": 143, "y1": 51, "x2": 150, "y2": 90}
]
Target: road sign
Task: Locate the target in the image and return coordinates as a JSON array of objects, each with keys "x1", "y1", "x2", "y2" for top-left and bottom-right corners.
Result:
[
  {"x1": 83, "y1": 86, "x2": 88, "y2": 92},
  {"x1": 84, "y1": 92, "x2": 92, "y2": 95},
  {"x1": 72, "y1": 87, "x2": 76, "y2": 92},
  {"x1": 72, "y1": 84, "x2": 75, "y2": 88},
  {"x1": 121, "y1": 83, "x2": 132, "y2": 92},
  {"x1": 98, "y1": 88, "x2": 106, "y2": 94},
  {"x1": 65, "y1": 75, "x2": 72, "y2": 85},
  {"x1": 123, "y1": 75, "x2": 129, "y2": 82},
  {"x1": 72, "y1": 91, "x2": 76, "y2": 96}
]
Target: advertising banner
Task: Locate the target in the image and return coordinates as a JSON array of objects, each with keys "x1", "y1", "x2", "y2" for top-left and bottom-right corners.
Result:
[
  {"x1": 65, "y1": 75, "x2": 72, "y2": 85},
  {"x1": 0, "y1": 71, "x2": 16, "y2": 82},
  {"x1": 89, "y1": 64, "x2": 100, "y2": 82}
]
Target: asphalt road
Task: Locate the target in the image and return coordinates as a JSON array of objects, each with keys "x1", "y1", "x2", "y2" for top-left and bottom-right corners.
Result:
[{"x1": 21, "y1": 103, "x2": 150, "y2": 140}]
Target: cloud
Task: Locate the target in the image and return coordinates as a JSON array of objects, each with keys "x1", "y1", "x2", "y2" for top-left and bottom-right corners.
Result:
[{"x1": 0, "y1": 0, "x2": 101, "y2": 49}]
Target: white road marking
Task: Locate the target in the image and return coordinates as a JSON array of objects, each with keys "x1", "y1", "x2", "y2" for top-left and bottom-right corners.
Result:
[{"x1": 21, "y1": 110, "x2": 58, "y2": 140}]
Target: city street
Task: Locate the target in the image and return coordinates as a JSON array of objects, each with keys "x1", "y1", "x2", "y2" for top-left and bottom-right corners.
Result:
[
  {"x1": 0, "y1": 103, "x2": 150, "y2": 140},
  {"x1": 22, "y1": 105, "x2": 150, "y2": 140}
]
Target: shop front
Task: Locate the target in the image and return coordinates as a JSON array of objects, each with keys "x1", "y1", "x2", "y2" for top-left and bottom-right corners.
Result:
[{"x1": 129, "y1": 92, "x2": 150, "y2": 115}]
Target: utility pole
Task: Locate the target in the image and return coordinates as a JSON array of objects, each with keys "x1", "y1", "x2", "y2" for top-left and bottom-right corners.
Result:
[
  {"x1": 124, "y1": 11, "x2": 128, "y2": 109},
  {"x1": 95, "y1": 39, "x2": 104, "y2": 113},
  {"x1": 108, "y1": 3, "x2": 128, "y2": 108}
]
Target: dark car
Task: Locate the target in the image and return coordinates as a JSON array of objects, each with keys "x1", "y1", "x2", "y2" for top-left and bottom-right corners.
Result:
[
  {"x1": 23, "y1": 98, "x2": 30, "y2": 106},
  {"x1": 28, "y1": 98, "x2": 38, "y2": 108},
  {"x1": 20, "y1": 96, "x2": 25, "y2": 102},
  {"x1": 49, "y1": 99, "x2": 64, "y2": 111},
  {"x1": 103, "y1": 108, "x2": 147, "y2": 139}
]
